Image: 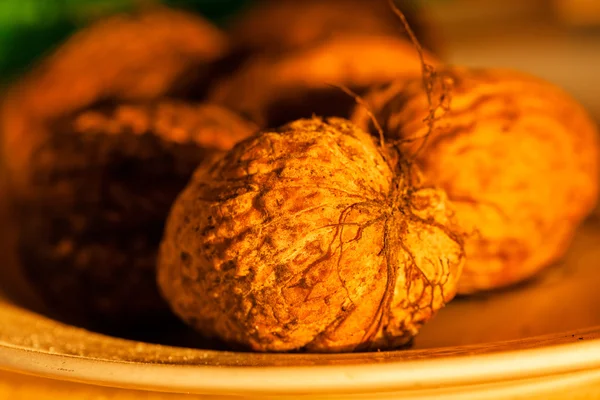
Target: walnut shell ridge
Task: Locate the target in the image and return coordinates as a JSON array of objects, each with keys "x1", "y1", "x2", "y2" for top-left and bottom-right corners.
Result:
[{"x1": 158, "y1": 118, "x2": 465, "y2": 352}]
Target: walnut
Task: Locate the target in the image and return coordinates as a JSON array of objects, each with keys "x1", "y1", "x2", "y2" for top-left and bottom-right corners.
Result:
[
  {"x1": 5, "y1": 100, "x2": 256, "y2": 329},
  {"x1": 1, "y1": 6, "x2": 228, "y2": 187},
  {"x1": 158, "y1": 118, "x2": 464, "y2": 352},
  {"x1": 227, "y1": 0, "x2": 441, "y2": 55},
  {"x1": 352, "y1": 67, "x2": 599, "y2": 293},
  {"x1": 5, "y1": 6, "x2": 227, "y2": 113},
  {"x1": 207, "y1": 35, "x2": 438, "y2": 128}
]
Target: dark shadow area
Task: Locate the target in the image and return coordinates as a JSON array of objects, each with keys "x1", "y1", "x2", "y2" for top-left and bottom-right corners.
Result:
[{"x1": 265, "y1": 86, "x2": 367, "y2": 128}]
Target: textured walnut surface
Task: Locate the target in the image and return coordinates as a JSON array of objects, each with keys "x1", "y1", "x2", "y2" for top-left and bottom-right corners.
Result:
[
  {"x1": 352, "y1": 67, "x2": 599, "y2": 293},
  {"x1": 208, "y1": 35, "x2": 438, "y2": 128},
  {"x1": 6, "y1": 101, "x2": 255, "y2": 329},
  {"x1": 158, "y1": 118, "x2": 464, "y2": 352}
]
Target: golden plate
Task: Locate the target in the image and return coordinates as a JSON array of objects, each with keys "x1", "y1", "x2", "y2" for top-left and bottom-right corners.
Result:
[{"x1": 1, "y1": 208, "x2": 600, "y2": 399}]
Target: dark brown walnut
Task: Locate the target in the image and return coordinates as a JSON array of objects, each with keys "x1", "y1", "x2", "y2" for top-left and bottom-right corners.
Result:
[
  {"x1": 227, "y1": 0, "x2": 441, "y2": 56},
  {"x1": 7, "y1": 101, "x2": 256, "y2": 329},
  {"x1": 352, "y1": 67, "x2": 599, "y2": 293},
  {"x1": 158, "y1": 118, "x2": 465, "y2": 352},
  {"x1": 207, "y1": 35, "x2": 439, "y2": 128},
  {"x1": 1, "y1": 6, "x2": 228, "y2": 188}
]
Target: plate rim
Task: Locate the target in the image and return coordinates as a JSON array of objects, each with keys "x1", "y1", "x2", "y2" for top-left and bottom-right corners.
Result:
[{"x1": 2, "y1": 326, "x2": 600, "y2": 395}]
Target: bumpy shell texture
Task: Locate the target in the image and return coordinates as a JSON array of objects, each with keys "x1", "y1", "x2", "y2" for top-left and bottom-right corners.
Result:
[
  {"x1": 7, "y1": 101, "x2": 256, "y2": 328},
  {"x1": 208, "y1": 35, "x2": 438, "y2": 128},
  {"x1": 352, "y1": 67, "x2": 599, "y2": 293},
  {"x1": 158, "y1": 118, "x2": 464, "y2": 352}
]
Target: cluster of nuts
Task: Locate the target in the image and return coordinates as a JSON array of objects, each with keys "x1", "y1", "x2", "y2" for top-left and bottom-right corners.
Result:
[{"x1": 0, "y1": 0, "x2": 597, "y2": 351}]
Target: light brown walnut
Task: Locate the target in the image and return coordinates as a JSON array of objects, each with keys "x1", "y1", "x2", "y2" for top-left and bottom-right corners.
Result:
[
  {"x1": 158, "y1": 118, "x2": 464, "y2": 352},
  {"x1": 352, "y1": 67, "x2": 599, "y2": 293}
]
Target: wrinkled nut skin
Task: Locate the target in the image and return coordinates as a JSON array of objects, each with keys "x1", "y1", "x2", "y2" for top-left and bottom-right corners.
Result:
[
  {"x1": 352, "y1": 67, "x2": 599, "y2": 293},
  {"x1": 228, "y1": 0, "x2": 441, "y2": 55},
  {"x1": 5, "y1": 101, "x2": 256, "y2": 329},
  {"x1": 158, "y1": 118, "x2": 464, "y2": 352},
  {"x1": 208, "y1": 35, "x2": 438, "y2": 128}
]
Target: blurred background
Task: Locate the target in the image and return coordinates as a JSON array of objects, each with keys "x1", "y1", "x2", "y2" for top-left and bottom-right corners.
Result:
[{"x1": 1, "y1": 0, "x2": 599, "y2": 118}]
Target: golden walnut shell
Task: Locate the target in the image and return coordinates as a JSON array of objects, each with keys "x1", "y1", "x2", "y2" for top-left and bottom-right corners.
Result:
[
  {"x1": 158, "y1": 118, "x2": 464, "y2": 352},
  {"x1": 207, "y1": 35, "x2": 438, "y2": 128},
  {"x1": 352, "y1": 67, "x2": 599, "y2": 293}
]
